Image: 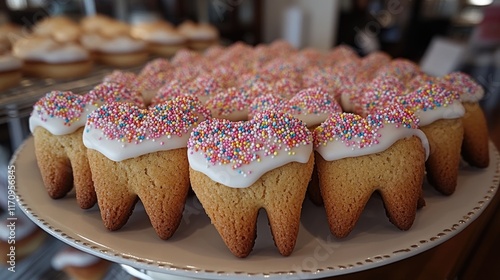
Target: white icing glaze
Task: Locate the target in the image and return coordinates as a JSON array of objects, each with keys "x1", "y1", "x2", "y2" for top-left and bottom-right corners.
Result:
[
  {"x1": 83, "y1": 130, "x2": 189, "y2": 162},
  {"x1": 13, "y1": 37, "x2": 89, "y2": 63},
  {"x1": 51, "y1": 249, "x2": 100, "y2": 270},
  {"x1": 416, "y1": 100, "x2": 465, "y2": 126},
  {"x1": 81, "y1": 34, "x2": 145, "y2": 53},
  {"x1": 0, "y1": 212, "x2": 38, "y2": 241},
  {"x1": 460, "y1": 88, "x2": 484, "y2": 103},
  {"x1": 315, "y1": 124, "x2": 430, "y2": 161},
  {"x1": 188, "y1": 141, "x2": 312, "y2": 188},
  {"x1": 0, "y1": 54, "x2": 22, "y2": 72},
  {"x1": 29, "y1": 104, "x2": 97, "y2": 135}
]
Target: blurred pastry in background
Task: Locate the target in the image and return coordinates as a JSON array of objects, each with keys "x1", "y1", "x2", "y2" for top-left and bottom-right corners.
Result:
[
  {"x1": 0, "y1": 211, "x2": 47, "y2": 264},
  {"x1": 177, "y1": 20, "x2": 219, "y2": 51},
  {"x1": 80, "y1": 14, "x2": 115, "y2": 34},
  {"x1": 13, "y1": 36, "x2": 92, "y2": 79},
  {"x1": 0, "y1": 51, "x2": 23, "y2": 90},
  {"x1": 80, "y1": 15, "x2": 148, "y2": 67},
  {"x1": 51, "y1": 246, "x2": 111, "y2": 280},
  {"x1": 0, "y1": 147, "x2": 47, "y2": 263},
  {"x1": 131, "y1": 20, "x2": 187, "y2": 57},
  {"x1": 0, "y1": 23, "x2": 25, "y2": 52},
  {"x1": 32, "y1": 16, "x2": 82, "y2": 43}
]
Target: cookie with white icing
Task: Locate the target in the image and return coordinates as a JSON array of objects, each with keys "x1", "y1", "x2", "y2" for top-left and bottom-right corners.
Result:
[
  {"x1": 52, "y1": 246, "x2": 111, "y2": 280},
  {"x1": 30, "y1": 87, "x2": 143, "y2": 209},
  {"x1": 0, "y1": 211, "x2": 47, "y2": 263},
  {"x1": 177, "y1": 20, "x2": 219, "y2": 51},
  {"x1": 442, "y1": 71, "x2": 489, "y2": 168},
  {"x1": 80, "y1": 17, "x2": 148, "y2": 67},
  {"x1": 13, "y1": 36, "x2": 92, "y2": 79},
  {"x1": 314, "y1": 106, "x2": 428, "y2": 238},
  {"x1": 132, "y1": 20, "x2": 187, "y2": 57},
  {"x1": 188, "y1": 111, "x2": 314, "y2": 257},
  {"x1": 399, "y1": 83, "x2": 464, "y2": 195},
  {"x1": 83, "y1": 95, "x2": 210, "y2": 239}
]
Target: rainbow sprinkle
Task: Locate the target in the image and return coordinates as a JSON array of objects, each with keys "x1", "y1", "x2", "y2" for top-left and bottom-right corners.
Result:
[
  {"x1": 135, "y1": 72, "x2": 167, "y2": 92},
  {"x1": 399, "y1": 83, "x2": 460, "y2": 112},
  {"x1": 188, "y1": 111, "x2": 312, "y2": 169},
  {"x1": 171, "y1": 49, "x2": 201, "y2": 65},
  {"x1": 405, "y1": 74, "x2": 437, "y2": 93},
  {"x1": 86, "y1": 95, "x2": 210, "y2": 143},
  {"x1": 376, "y1": 58, "x2": 421, "y2": 83},
  {"x1": 206, "y1": 87, "x2": 256, "y2": 117},
  {"x1": 249, "y1": 94, "x2": 287, "y2": 117},
  {"x1": 102, "y1": 70, "x2": 137, "y2": 89},
  {"x1": 152, "y1": 80, "x2": 189, "y2": 105},
  {"x1": 186, "y1": 74, "x2": 223, "y2": 98},
  {"x1": 360, "y1": 75, "x2": 404, "y2": 115},
  {"x1": 272, "y1": 77, "x2": 301, "y2": 99},
  {"x1": 139, "y1": 58, "x2": 172, "y2": 76},
  {"x1": 88, "y1": 82, "x2": 144, "y2": 107},
  {"x1": 32, "y1": 91, "x2": 94, "y2": 126},
  {"x1": 287, "y1": 87, "x2": 342, "y2": 115},
  {"x1": 313, "y1": 105, "x2": 419, "y2": 149},
  {"x1": 441, "y1": 71, "x2": 484, "y2": 100},
  {"x1": 327, "y1": 45, "x2": 359, "y2": 62}
]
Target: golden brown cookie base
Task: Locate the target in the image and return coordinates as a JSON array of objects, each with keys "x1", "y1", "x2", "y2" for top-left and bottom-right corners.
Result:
[
  {"x1": 461, "y1": 102, "x2": 489, "y2": 168},
  {"x1": 148, "y1": 42, "x2": 186, "y2": 57},
  {"x1": 190, "y1": 153, "x2": 314, "y2": 258},
  {"x1": 22, "y1": 60, "x2": 93, "y2": 79},
  {"x1": 87, "y1": 148, "x2": 190, "y2": 240},
  {"x1": 0, "y1": 227, "x2": 47, "y2": 263},
  {"x1": 62, "y1": 258, "x2": 111, "y2": 280},
  {"x1": 307, "y1": 165, "x2": 323, "y2": 206},
  {"x1": 33, "y1": 127, "x2": 96, "y2": 209},
  {"x1": 316, "y1": 137, "x2": 426, "y2": 238},
  {"x1": 421, "y1": 118, "x2": 464, "y2": 195},
  {"x1": 94, "y1": 51, "x2": 149, "y2": 67}
]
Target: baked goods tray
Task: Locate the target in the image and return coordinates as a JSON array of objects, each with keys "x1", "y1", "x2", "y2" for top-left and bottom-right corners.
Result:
[
  {"x1": 11, "y1": 136, "x2": 500, "y2": 280},
  {"x1": 0, "y1": 64, "x2": 142, "y2": 125}
]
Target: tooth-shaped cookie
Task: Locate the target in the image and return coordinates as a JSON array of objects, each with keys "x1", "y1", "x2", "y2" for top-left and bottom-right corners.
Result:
[
  {"x1": 30, "y1": 91, "x2": 98, "y2": 209},
  {"x1": 188, "y1": 111, "x2": 314, "y2": 257},
  {"x1": 30, "y1": 84, "x2": 145, "y2": 209},
  {"x1": 83, "y1": 96, "x2": 210, "y2": 239},
  {"x1": 399, "y1": 83, "x2": 465, "y2": 195},
  {"x1": 441, "y1": 71, "x2": 489, "y2": 168},
  {"x1": 314, "y1": 106, "x2": 429, "y2": 238}
]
